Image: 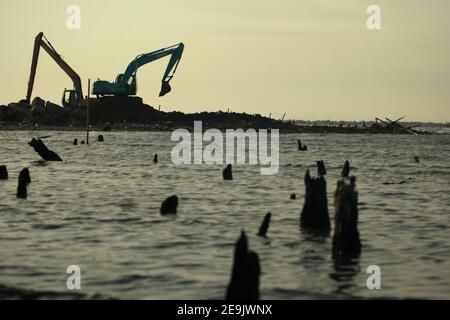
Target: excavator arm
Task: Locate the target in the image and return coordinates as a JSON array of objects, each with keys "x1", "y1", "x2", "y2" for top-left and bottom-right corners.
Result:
[
  {"x1": 120, "y1": 43, "x2": 184, "y2": 97},
  {"x1": 26, "y1": 32, "x2": 83, "y2": 106}
]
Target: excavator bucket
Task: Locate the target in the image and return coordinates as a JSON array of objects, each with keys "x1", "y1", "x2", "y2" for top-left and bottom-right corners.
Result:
[{"x1": 159, "y1": 81, "x2": 172, "y2": 97}]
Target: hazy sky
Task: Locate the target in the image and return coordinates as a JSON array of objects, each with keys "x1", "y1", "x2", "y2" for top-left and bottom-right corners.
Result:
[{"x1": 1, "y1": 0, "x2": 449, "y2": 121}]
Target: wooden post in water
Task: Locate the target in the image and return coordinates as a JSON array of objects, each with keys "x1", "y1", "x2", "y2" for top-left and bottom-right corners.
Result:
[{"x1": 86, "y1": 79, "x2": 90, "y2": 145}]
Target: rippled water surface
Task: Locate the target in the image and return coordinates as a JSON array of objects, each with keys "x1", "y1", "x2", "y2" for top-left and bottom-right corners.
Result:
[{"x1": 1, "y1": 130, "x2": 449, "y2": 299}]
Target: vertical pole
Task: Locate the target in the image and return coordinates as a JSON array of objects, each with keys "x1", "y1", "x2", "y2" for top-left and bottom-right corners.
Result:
[{"x1": 86, "y1": 79, "x2": 90, "y2": 145}]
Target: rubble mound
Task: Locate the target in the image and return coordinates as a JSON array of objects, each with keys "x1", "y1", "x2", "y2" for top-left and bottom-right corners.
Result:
[{"x1": 0, "y1": 96, "x2": 299, "y2": 131}]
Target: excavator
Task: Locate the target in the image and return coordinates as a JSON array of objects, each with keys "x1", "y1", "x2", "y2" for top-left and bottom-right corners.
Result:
[
  {"x1": 25, "y1": 32, "x2": 83, "y2": 108},
  {"x1": 92, "y1": 43, "x2": 184, "y2": 98}
]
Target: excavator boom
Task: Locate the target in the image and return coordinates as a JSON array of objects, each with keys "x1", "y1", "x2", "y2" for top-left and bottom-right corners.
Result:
[{"x1": 26, "y1": 32, "x2": 83, "y2": 107}]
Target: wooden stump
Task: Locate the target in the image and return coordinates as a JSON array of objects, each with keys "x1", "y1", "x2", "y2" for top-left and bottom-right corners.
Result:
[
  {"x1": 160, "y1": 195, "x2": 178, "y2": 215},
  {"x1": 0, "y1": 165, "x2": 8, "y2": 180},
  {"x1": 223, "y1": 164, "x2": 233, "y2": 180},
  {"x1": 300, "y1": 161, "x2": 330, "y2": 232},
  {"x1": 19, "y1": 168, "x2": 31, "y2": 184},
  {"x1": 332, "y1": 168, "x2": 361, "y2": 257},
  {"x1": 257, "y1": 212, "x2": 271, "y2": 237},
  {"x1": 226, "y1": 231, "x2": 260, "y2": 300},
  {"x1": 17, "y1": 178, "x2": 27, "y2": 199}
]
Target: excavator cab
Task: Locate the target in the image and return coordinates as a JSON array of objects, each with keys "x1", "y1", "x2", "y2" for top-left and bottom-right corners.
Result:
[
  {"x1": 108, "y1": 74, "x2": 136, "y2": 96},
  {"x1": 62, "y1": 89, "x2": 80, "y2": 108},
  {"x1": 128, "y1": 75, "x2": 137, "y2": 96}
]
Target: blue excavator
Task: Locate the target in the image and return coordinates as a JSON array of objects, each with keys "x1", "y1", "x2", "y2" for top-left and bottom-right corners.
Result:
[{"x1": 92, "y1": 43, "x2": 184, "y2": 98}]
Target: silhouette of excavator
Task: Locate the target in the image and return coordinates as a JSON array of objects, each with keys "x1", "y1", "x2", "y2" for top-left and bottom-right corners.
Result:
[
  {"x1": 25, "y1": 32, "x2": 83, "y2": 108},
  {"x1": 92, "y1": 43, "x2": 184, "y2": 98},
  {"x1": 24, "y1": 33, "x2": 184, "y2": 109}
]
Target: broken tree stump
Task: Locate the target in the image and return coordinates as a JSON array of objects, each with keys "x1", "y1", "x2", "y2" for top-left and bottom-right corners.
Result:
[
  {"x1": 317, "y1": 160, "x2": 326, "y2": 176},
  {"x1": 19, "y1": 168, "x2": 31, "y2": 184},
  {"x1": 257, "y1": 212, "x2": 271, "y2": 237},
  {"x1": 160, "y1": 195, "x2": 178, "y2": 215},
  {"x1": 16, "y1": 177, "x2": 27, "y2": 199},
  {"x1": 298, "y1": 139, "x2": 308, "y2": 151},
  {"x1": 223, "y1": 164, "x2": 233, "y2": 180},
  {"x1": 300, "y1": 161, "x2": 330, "y2": 232},
  {"x1": 226, "y1": 231, "x2": 260, "y2": 300},
  {"x1": 341, "y1": 160, "x2": 350, "y2": 178},
  {"x1": 0, "y1": 165, "x2": 8, "y2": 180},
  {"x1": 332, "y1": 164, "x2": 361, "y2": 257}
]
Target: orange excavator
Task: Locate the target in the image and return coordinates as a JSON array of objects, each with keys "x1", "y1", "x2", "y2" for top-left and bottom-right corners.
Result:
[{"x1": 25, "y1": 32, "x2": 83, "y2": 108}]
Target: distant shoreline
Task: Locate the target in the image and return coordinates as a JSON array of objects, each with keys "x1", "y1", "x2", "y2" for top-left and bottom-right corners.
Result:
[
  {"x1": 1, "y1": 97, "x2": 439, "y2": 134},
  {"x1": 0, "y1": 122, "x2": 438, "y2": 134}
]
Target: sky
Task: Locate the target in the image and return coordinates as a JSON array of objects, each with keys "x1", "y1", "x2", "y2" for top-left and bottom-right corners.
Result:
[{"x1": 0, "y1": 0, "x2": 449, "y2": 122}]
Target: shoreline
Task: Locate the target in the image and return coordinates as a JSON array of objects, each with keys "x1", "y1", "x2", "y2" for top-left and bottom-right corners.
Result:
[
  {"x1": 1, "y1": 97, "x2": 436, "y2": 134},
  {"x1": 0, "y1": 122, "x2": 438, "y2": 134}
]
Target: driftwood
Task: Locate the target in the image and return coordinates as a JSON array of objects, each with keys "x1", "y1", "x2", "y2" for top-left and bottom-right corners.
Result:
[
  {"x1": 28, "y1": 138, "x2": 62, "y2": 161},
  {"x1": 373, "y1": 116, "x2": 421, "y2": 135},
  {"x1": 160, "y1": 195, "x2": 178, "y2": 215},
  {"x1": 332, "y1": 163, "x2": 361, "y2": 257},
  {"x1": 226, "y1": 231, "x2": 260, "y2": 300},
  {"x1": 300, "y1": 161, "x2": 330, "y2": 232},
  {"x1": 257, "y1": 212, "x2": 271, "y2": 237}
]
